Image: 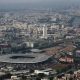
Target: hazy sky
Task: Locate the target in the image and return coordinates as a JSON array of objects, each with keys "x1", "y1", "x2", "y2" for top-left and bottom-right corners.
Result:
[
  {"x1": 0, "y1": 0, "x2": 79, "y2": 4},
  {"x1": 0, "y1": 0, "x2": 80, "y2": 9}
]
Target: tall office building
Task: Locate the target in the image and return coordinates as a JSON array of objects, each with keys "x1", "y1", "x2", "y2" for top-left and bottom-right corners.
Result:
[{"x1": 43, "y1": 24, "x2": 48, "y2": 39}]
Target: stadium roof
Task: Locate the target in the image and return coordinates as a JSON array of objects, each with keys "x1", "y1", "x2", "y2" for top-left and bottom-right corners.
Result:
[{"x1": 0, "y1": 53, "x2": 52, "y2": 64}]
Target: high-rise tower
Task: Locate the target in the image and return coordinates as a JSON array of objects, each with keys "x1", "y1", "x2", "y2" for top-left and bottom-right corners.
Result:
[{"x1": 43, "y1": 24, "x2": 47, "y2": 39}]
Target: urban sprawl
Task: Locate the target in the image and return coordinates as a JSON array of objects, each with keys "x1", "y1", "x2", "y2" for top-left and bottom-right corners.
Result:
[{"x1": 0, "y1": 10, "x2": 80, "y2": 80}]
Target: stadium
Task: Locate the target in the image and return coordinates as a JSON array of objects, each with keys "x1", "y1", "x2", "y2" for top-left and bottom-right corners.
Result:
[{"x1": 0, "y1": 53, "x2": 55, "y2": 69}]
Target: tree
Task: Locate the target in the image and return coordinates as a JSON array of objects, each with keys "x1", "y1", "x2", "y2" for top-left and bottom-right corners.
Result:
[
  {"x1": 21, "y1": 75, "x2": 26, "y2": 80},
  {"x1": 49, "y1": 77, "x2": 54, "y2": 80},
  {"x1": 38, "y1": 73, "x2": 45, "y2": 79}
]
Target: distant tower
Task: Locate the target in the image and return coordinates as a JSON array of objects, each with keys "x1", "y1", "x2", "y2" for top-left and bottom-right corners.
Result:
[
  {"x1": 43, "y1": 24, "x2": 47, "y2": 39},
  {"x1": 61, "y1": 24, "x2": 64, "y2": 29}
]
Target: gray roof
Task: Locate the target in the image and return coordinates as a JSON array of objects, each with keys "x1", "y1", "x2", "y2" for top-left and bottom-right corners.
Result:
[
  {"x1": 31, "y1": 49, "x2": 42, "y2": 53},
  {"x1": 0, "y1": 53, "x2": 52, "y2": 64}
]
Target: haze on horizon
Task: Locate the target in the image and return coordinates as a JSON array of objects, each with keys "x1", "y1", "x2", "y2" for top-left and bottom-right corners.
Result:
[{"x1": 0, "y1": 0, "x2": 80, "y2": 10}]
